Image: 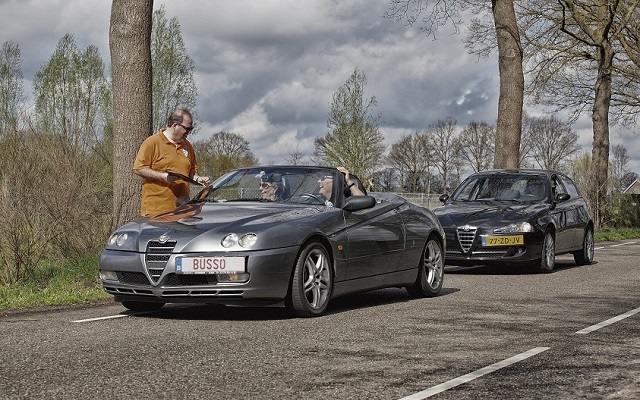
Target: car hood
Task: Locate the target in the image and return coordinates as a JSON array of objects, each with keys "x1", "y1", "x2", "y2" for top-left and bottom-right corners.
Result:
[
  {"x1": 434, "y1": 201, "x2": 549, "y2": 228},
  {"x1": 115, "y1": 201, "x2": 339, "y2": 252}
]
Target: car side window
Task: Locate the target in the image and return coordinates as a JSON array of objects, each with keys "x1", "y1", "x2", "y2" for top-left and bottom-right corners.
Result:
[
  {"x1": 559, "y1": 176, "x2": 580, "y2": 198},
  {"x1": 552, "y1": 177, "x2": 568, "y2": 198}
]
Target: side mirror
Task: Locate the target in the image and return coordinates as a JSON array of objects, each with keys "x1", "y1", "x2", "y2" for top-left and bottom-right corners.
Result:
[
  {"x1": 342, "y1": 195, "x2": 376, "y2": 211},
  {"x1": 439, "y1": 194, "x2": 450, "y2": 203},
  {"x1": 555, "y1": 193, "x2": 570, "y2": 203}
]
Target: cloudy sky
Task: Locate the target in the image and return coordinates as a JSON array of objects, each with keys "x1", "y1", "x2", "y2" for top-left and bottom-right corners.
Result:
[{"x1": 3, "y1": 0, "x2": 639, "y2": 175}]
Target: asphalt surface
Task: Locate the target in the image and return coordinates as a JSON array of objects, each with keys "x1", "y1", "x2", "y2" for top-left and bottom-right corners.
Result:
[{"x1": 1, "y1": 240, "x2": 638, "y2": 399}]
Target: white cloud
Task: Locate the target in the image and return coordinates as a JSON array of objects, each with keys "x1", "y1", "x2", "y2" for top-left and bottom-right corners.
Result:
[{"x1": 2, "y1": 0, "x2": 638, "y2": 173}]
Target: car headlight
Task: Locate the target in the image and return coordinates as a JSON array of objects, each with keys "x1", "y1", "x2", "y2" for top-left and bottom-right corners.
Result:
[
  {"x1": 239, "y1": 233, "x2": 257, "y2": 247},
  {"x1": 494, "y1": 222, "x2": 533, "y2": 233},
  {"x1": 106, "y1": 232, "x2": 136, "y2": 250},
  {"x1": 222, "y1": 233, "x2": 258, "y2": 248}
]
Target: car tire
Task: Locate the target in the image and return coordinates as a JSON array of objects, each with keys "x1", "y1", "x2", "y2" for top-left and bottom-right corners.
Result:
[
  {"x1": 288, "y1": 241, "x2": 333, "y2": 317},
  {"x1": 406, "y1": 235, "x2": 444, "y2": 298},
  {"x1": 539, "y1": 231, "x2": 556, "y2": 273},
  {"x1": 121, "y1": 300, "x2": 164, "y2": 312},
  {"x1": 573, "y1": 227, "x2": 594, "y2": 265}
]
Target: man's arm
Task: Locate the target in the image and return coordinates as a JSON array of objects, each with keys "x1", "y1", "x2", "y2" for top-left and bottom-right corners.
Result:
[{"x1": 133, "y1": 168, "x2": 176, "y2": 183}]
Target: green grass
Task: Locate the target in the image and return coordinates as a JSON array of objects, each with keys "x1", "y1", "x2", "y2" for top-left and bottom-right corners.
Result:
[
  {"x1": 594, "y1": 227, "x2": 640, "y2": 242},
  {"x1": 1, "y1": 227, "x2": 640, "y2": 313},
  {"x1": 0, "y1": 254, "x2": 110, "y2": 313}
]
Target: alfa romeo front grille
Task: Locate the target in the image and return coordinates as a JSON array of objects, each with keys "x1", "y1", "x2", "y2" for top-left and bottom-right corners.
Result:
[
  {"x1": 456, "y1": 227, "x2": 477, "y2": 253},
  {"x1": 145, "y1": 240, "x2": 176, "y2": 282}
]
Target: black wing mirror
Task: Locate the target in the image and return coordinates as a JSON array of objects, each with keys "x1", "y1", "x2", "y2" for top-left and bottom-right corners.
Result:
[
  {"x1": 439, "y1": 194, "x2": 450, "y2": 203},
  {"x1": 342, "y1": 195, "x2": 376, "y2": 211},
  {"x1": 555, "y1": 193, "x2": 570, "y2": 203}
]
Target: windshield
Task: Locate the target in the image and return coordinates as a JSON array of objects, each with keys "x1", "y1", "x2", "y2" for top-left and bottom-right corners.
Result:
[
  {"x1": 194, "y1": 167, "x2": 337, "y2": 205},
  {"x1": 451, "y1": 173, "x2": 548, "y2": 202}
]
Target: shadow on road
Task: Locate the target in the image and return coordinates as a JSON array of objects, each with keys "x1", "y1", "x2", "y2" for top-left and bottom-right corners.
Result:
[{"x1": 126, "y1": 287, "x2": 460, "y2": 321}]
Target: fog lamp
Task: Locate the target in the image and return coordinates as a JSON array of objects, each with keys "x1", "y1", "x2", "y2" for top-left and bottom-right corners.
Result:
[
  {"x1": 217, "y1": 273, "x2": 249, "y2": 283},
  {"x1": 99, "y1": 270, "x2": 118, "y2": 281}
]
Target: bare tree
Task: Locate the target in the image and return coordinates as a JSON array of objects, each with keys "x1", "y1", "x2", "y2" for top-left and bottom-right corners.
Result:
[
  {"x1": 387, "y1": 0, "x2": 524, "y2": 169},
  {"x1": 315, "y1": 68, "x2": 385, "y2": 181},
  {"x1": 517, "y1": 0, "x2": 640, "y2": 226},
  {"x1": 458, "y1": 120, "x2": 495, "y2": 172},
  {"x1": 373, "y1": 167, "x2": 399, "y2": 192},
  {"x1": 387, "y1": 131, "x2": 432, "y2": 192},
  {"x1": 193, "y1": 131, "x2": 258, "y2": 178},
  {"x1": 109, "y1": 0, "x2": 153, "y2": 229},
  {"x1": 610, "y1": 143, "x2": 629, "y2": 191},
  {"x1": 428, "y1": 116, "x2": 461, "y2": 192},
  {"x1": 523, "y1": 114, "x2": 579, "y2": 171},
  {"x1": 285, "y1": 145, "x2": 306, "y2": 165}
]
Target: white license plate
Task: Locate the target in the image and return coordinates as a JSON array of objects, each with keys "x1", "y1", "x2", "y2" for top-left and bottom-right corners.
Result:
[{"x1": 175, "y1": 256, "x2": 245, "y2": 274}]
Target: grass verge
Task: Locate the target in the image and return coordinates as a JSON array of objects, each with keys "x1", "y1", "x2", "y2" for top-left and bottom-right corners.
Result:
[{"x1": 0, "y1": 253, "x2": 110, "y2": 313}]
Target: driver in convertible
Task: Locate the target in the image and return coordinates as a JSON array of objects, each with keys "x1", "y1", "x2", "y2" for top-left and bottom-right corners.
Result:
[
  {"x1": 259, "y1": 173, "x2": 287, "y2": 201},
  {"x1": 318, "y1": 166, "x2": 364, "y2": 206}
]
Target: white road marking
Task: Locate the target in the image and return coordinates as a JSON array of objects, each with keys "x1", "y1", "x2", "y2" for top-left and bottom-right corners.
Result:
[
  {"x1": 610, "y1": 241, "x2": 637, "y2": 247},
  {"x1": 71, "y1": 314, "x2": 129, "y2": 323},
  {"x1": 399, "y1": 347, "x2": 550, "y2": 400},
  {"x1": 575, "y1": 307, "x2": 640, "y2": 334}
]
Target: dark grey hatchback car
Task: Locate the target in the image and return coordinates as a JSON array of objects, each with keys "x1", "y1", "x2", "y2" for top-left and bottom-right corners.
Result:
[{"x1": 434, "y1": 169, "x2": 594, "y2": 272}]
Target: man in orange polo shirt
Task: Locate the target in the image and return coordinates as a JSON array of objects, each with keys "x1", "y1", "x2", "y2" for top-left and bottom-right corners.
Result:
[{"x1": 133, "y1": 108, "x2": 210, "y2": 217}]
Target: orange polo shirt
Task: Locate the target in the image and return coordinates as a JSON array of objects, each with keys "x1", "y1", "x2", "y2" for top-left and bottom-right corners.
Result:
[{"x1": 133, "y1": 129, "x2": 198, "y2": 216}]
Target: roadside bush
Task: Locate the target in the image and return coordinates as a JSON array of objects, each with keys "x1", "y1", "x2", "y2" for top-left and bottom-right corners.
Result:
[{"x1": 0, "y1": 130, "x2": 112, "y2": 285}]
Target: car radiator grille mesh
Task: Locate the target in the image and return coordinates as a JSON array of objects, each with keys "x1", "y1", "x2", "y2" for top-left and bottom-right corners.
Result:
[
  {"x1": 456, "y1": 227, "x2": 477, "y2": 253},
  {"x1": 145, "y1": 240, "x2": 176, "y2": 282}
]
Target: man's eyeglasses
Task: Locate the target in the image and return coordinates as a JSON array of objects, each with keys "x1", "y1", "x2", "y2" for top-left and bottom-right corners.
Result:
[
  {"x1": 177, "y1": 123, "x2": 194, "y2": 132},
  {"x1": 260, "y1": 182, "x2": 275, "y2": 189},
  {"x1": 318, "y1": 175, "x2": 333, "y2": 183}
]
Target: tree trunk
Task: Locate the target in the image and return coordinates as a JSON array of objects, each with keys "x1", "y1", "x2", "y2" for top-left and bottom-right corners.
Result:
[
  {"x1": 109, "y1": 0, "x2": 153, "y2": 230},
  {"x1": 492, "y1": 0, "x2": 524, "y2": 169},
  {"x1": 590, "y1": 42, "x2": 613, "y2": 228}
]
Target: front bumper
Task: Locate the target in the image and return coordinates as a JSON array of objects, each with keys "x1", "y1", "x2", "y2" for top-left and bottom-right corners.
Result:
[
  {"x1": 443, "y1": 229, "x2": 543, "y2": 266},
  {"x1": 99, "y1": 246, "x2": 298, "y2": 304}
]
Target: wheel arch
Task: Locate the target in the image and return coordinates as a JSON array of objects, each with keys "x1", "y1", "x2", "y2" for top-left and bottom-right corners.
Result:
[{"x1": 284, "y1": 233, "x2": 334, "y2": 297}]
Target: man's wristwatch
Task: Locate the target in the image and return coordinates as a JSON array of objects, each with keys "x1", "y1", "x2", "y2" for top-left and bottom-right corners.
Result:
[{"x1": 347, "y1": 182, "x2": 355, "y2": 189}]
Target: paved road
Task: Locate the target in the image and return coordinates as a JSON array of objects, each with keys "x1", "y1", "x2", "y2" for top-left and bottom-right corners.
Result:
[{"x1": 1, "y1": 240, "x2": 638, "y2": 399}]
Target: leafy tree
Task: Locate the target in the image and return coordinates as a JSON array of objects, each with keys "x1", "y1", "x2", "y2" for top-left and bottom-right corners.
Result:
[
  {"x1": 193, "y1": 131, "x2": 258, "y2": 178},
  {"x1": 151, "y1": 5, "x2": 197, "y2": 131},
  {"x1": 458, "y1": 121, "x2": 495, "y2": 172},
  {"x1": 387, "y1": 131, "x2": 432, "y2": 192},
  {"x1": 522, "y1": 114, "x2": 579, "y2": 171},
  {"x1": 0, "y1": 41, "x2": 25, "y2": 135},
  {"x1": 314, "y1": 68, "x2": 385, "y2": 181},
  {"x1": 33, "y1": 33, "x2": 110, "y2": 158},
  {"x1": 109, "y1": 0, "x2": 153, "y2": 228},
  {"x1": 387, "y1": 0, "x2": 524, "y2": 169}
]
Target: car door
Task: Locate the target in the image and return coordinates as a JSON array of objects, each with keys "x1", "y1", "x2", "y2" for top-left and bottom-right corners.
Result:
[
  {"x1": 342, "y1": 198, "x2": 406, "y2": 280},
  {"x1": 557, "y1": 175, "x2": 588, "y2": 249},
  {"x1": 551, "y1": 175, "x2": 578, "y2": 252}
]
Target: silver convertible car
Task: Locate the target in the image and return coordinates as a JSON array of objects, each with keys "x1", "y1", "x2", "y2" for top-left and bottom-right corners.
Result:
[{"x1": 99, "y1": 166, "x2": 445, "y2": 317}]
